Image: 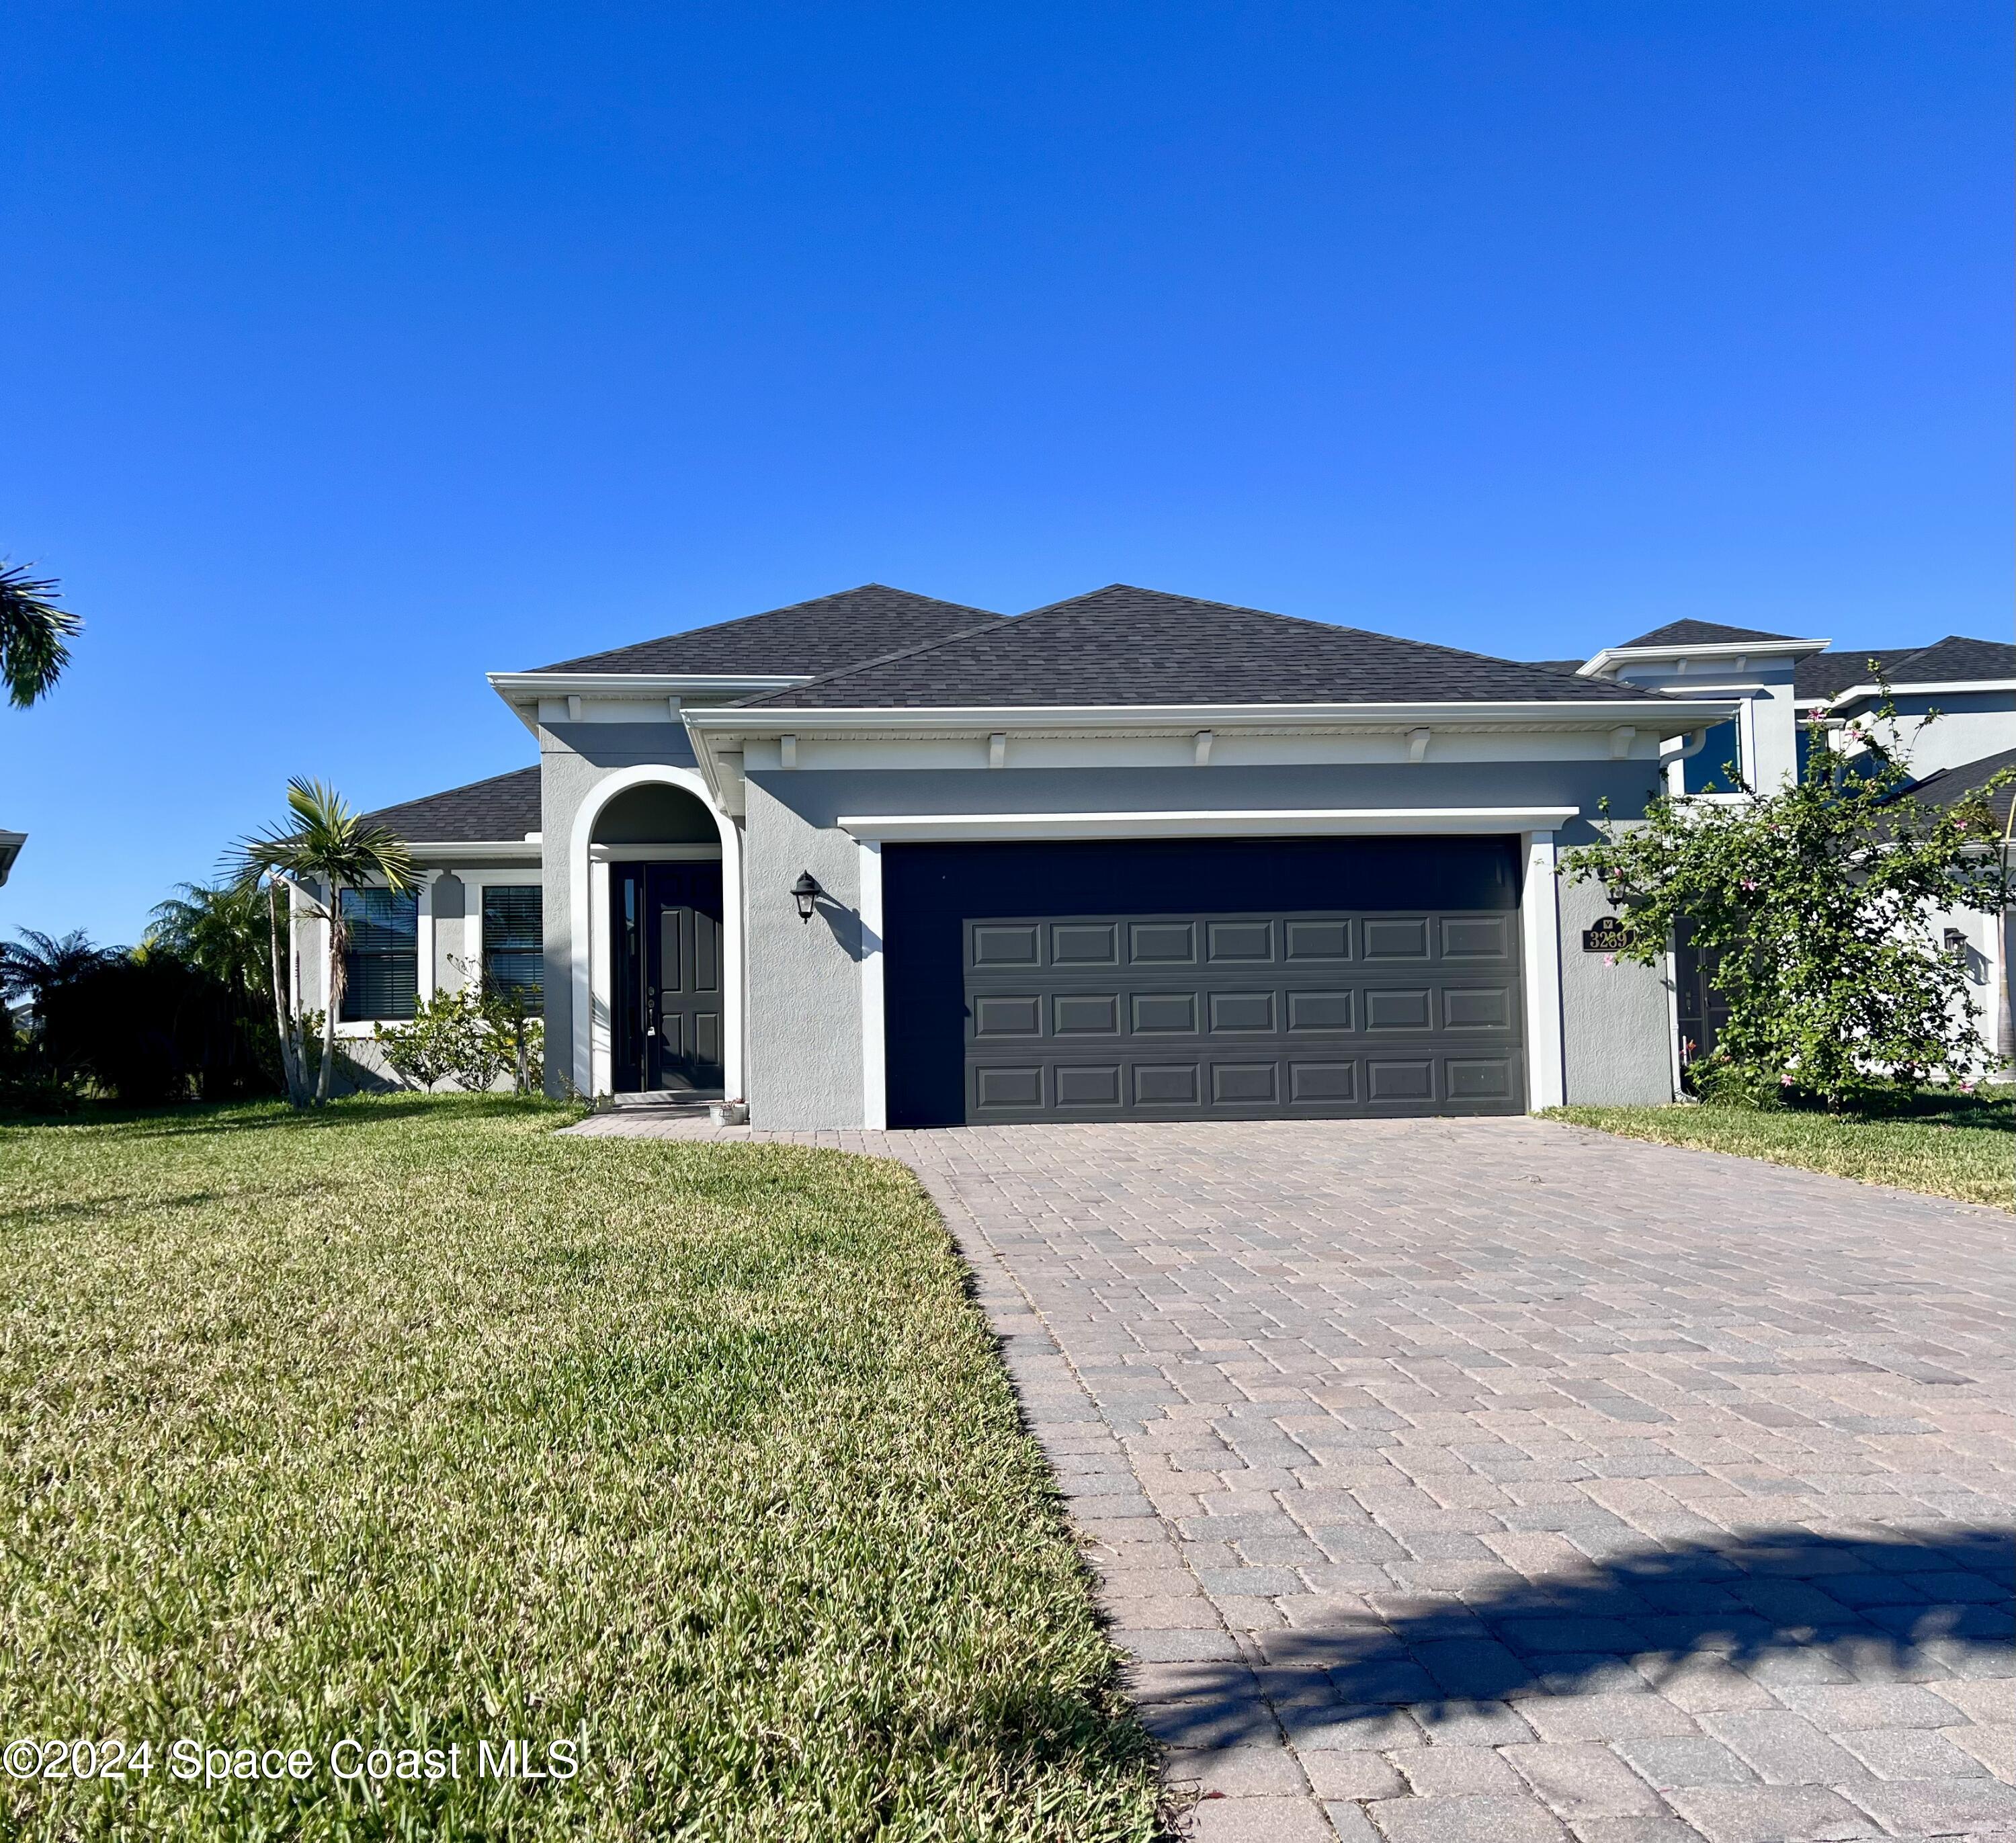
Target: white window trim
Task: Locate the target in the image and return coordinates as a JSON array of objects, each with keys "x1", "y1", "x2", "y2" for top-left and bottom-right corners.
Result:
[
  {"x1": 456, "y1": 870, "x2": 549, "y2": 1002},
  {"x1": 329, "y1": 876, "x2": 431, "y2": 1037}
]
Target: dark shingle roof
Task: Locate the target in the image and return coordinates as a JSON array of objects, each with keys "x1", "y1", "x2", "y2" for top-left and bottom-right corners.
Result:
[
  {"x1": 364, "y1": 767, "x2": 541, "y2": 843},
  {"x1": 1614, "y1": 618, "x2": 1800, "y2": 650},
  {"x1": 1798, "y1": 635, "x2": 2016, "y2": 703},
  {"x1": 737, "y1": 585, "x2": 1659, "y2": 710},
  {"x1": 1795, "y1": 648, "x2": 1921, "y2": 702},
  {"x1": 531, "y1": 584, "x2": 1003, "y2": 676},
  {"x1": 1890, "y1": 746, "x2": 2016, "y2": 833},
  {"x1": 1529, "y1": 658, "x2": 1593, "y2": 677}
]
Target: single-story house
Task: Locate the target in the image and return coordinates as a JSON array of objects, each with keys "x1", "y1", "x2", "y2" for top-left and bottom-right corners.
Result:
[{"x1": 292, "y1": 586, "x2": 2016, "y2": 1125}]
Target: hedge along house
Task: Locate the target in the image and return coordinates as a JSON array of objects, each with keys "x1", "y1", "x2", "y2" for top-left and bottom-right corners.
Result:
[{"x1": 292, "y1": 585, "x2": 2015, "y2": 1124}]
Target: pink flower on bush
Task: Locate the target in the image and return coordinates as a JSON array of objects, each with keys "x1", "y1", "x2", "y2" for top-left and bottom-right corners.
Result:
[
  {"x1": 1779, "y1": 1073, "x2": 1794, "y2": 1086},
  {"x1": 1740, "y1": 878, "x2": 1759, "y2": 891}
]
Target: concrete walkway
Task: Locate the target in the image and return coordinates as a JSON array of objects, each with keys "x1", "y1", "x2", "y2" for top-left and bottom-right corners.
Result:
[{"x1": 565, "y1": 1110, "x2": 2016, "y2": 1842}]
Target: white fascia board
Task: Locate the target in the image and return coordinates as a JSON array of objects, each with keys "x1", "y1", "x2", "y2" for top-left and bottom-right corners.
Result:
[
  {"x1": 838, "y1": 806, "x2": 1580, "y2": 843},
  {"x1": 1824, "y1": 678, "x2": 2016, "y2": 712},
  {"x1": 684, "y1": 698, "x2": 1738, "y2": 735},
  {"x1": 487, "y1": 670, "x2": 812, "y2": 732},
  {"x1": 1577, "y1": 638, "x2": 1829, "y2": 679},
  {"x1": 401, "y1": 839, "x2": 543, "y2": 865}
]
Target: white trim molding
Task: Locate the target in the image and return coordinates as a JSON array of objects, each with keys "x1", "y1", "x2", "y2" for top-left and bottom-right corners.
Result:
[
  {"x1": 566, "y1": 764, "x2": 744, "y2": 1101},
  {"x1": 837, "y1": 806, "x2": 1580, "y2": 844},
  {"x1": 401, "y1": 839, "x2": 542, "y2": 865},
  {"x1": 1520, "y1": 830, "x2": 1567, "y2": 1111},
  {"x1": 1822, "y1": 677, "x2": 2016, "y2": 712},
  {"x1": 1577, "y1": 638, "x2": 1829, "y2": 679},
  {"x1": 857, "y1": 839, "x2": 886, "y2": 1129},
  {"x1": 489, "y1": 671, "x2": 811, "y2": 735}
]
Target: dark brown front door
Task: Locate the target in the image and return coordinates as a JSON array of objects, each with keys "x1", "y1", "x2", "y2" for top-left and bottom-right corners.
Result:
[{"x1": 612, "y1": 861, "x2": 724, "y2": 1093}]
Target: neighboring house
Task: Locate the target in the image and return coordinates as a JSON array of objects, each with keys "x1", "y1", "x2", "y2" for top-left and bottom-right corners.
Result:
[
  {"x1": 0, "y1": 829, "x2": 23, "y2": 888},
  {"x1": 292, "y1": 588, "x2": 2015, "y2": 1125}
]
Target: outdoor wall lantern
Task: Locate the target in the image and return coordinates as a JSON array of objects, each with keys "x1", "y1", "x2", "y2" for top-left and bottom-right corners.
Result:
[{"x1": 790, "y1": 871, "x2": 822, "y2": 923}]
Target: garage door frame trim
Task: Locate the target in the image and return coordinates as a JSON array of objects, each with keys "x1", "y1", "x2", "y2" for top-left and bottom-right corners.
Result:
[{"x1": 853, "y1": 810, "x2": 1572, "y2": 1129}]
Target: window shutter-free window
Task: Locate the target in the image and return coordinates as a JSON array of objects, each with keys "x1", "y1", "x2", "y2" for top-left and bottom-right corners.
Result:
[
  {"x1": 482, "y1": 885, "x2": 543, "y2": 1004},
  {"x1": 340, "y1": 888, "x2": 418, "y2": 1021}
]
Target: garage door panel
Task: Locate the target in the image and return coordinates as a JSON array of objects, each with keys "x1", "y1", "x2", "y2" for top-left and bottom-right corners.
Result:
[
  {"x1": 1362, "y1": 916, "x2": 1431, "y2": 959},
  {"x1": 1128, "y1": 922, "x2": 1197, "y2": 964},
  {"x1": 1209, "y1": 990, "x2": 1276, "y2": 1032},
  {"x1": 1053, "y1": 992, "x2": 1120, "y2": 1034},
  {"x1": 972, "y1": 994, "x2": 1043, "y2": 1038},
  {"x1": 973, "y1": 924, "x2": 1042, "y2": 967},
  {"x1": 1207, "y1": 920, "x2": 1275, "y2": 961},
  {"x1": 897, "y1": 839, "x2": 1526, "y2": 1125},
  {"x1": 1367, "y1": 1058, "x2": 1436, "y2": 1103},
  {"x1": 1442, "y1": 914, "x2": 1514, "y2": 959},
  {"x1": 1364, "y1": 987, "x2": 1434, "y2": 1031},
  {"x1": 1133, "y1": 1062, "x2": 1201, "y2": 1105},
  {"x1": 1050, "y1": 923, "x2": 1118, "y2": 965},
  {"x1": 1284, "y1": 919, "x2": 1353, "y2": 961}
]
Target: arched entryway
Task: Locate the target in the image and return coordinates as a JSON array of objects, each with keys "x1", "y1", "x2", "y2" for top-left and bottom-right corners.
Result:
[{"x1": 567, "y1": 767, "x2": 743, "y2": 1100}]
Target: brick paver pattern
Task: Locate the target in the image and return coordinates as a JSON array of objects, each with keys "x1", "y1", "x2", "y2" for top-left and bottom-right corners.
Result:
[{"x1": 567, "y1": 1111, "x2": 2016, "y2": 1842}]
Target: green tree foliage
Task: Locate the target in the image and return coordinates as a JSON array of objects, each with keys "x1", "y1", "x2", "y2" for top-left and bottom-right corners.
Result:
[
  {"x1": 0, "y1": 560, "x2": 81, "y2": 708},
  {"x1": 229, "y1": 779, "x2": 413, "y2": 1107},
  {"x1": 1563, "y1": 692, "x2": 2012, "y2": 1111}
]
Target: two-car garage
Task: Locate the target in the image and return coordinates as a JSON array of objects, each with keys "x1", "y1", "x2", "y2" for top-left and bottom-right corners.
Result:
[{"x1": 880, "y1": 836, "x2": 1529, "y2": 1127}]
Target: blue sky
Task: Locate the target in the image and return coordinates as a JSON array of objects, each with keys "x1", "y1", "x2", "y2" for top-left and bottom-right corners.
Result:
[{"x1": 3, "y1": 3, "x2": 2009, "y2": 944}]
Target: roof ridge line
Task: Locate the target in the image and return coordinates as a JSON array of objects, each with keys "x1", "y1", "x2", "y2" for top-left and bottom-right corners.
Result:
[
  {"x1": 731, "y1": 610, "x2": 1031, "y2": 708},
  {"x1": 529, "y1": 583, "x2": 1002, "y2": 675}
]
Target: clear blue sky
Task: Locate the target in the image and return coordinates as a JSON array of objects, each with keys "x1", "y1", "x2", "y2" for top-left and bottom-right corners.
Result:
[{"x1": 3, "y1": 3, "x2": 2009, "y2": 945}]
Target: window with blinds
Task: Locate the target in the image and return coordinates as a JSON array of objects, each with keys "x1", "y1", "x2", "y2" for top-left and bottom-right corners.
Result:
[
  {"x1": 340, "y1": 887, "x2": 419, "y2": 1021},
  {"x1": 482, "y1": 885, "x2": 543, "y2": 1005}
]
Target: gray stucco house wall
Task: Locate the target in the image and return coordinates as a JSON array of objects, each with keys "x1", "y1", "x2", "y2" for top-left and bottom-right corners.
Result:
[{"x1": 317, "y1": 588, "x2": 2013, "y2": 1121}]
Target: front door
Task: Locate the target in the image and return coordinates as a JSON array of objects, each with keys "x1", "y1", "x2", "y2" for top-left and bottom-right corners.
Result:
[{"x1": 612, "y1": 861, "x2": 724, "y2": 1093}]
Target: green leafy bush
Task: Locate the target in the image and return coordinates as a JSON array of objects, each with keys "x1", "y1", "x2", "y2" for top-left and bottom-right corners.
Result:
[
  {"x1": 1564, "y1": 686, "x2": 2012, "y2": 1111},
  {"x1": 374, "y1": 975, "x2": 543, "y2": 1094}
]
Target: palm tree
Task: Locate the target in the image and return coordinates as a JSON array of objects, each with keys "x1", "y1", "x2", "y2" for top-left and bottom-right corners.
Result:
[
  {"x1": 0, "y1": 929, "x2": 120, "y2": 1019},
  {"x1": 148, "y1": 881, "x2": 273, "y2": 1002},
  {"x1": 228, "y1": 779, "x2": 413, "y2": 1107},
  {"x1": 0, "y1": 562, "x2": 81, "y2": 707}
]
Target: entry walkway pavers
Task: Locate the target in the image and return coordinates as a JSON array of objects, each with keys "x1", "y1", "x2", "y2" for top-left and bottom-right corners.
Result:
[{"x1": 565, "y1": 1111, "x2": 2016, "y2": 1841}]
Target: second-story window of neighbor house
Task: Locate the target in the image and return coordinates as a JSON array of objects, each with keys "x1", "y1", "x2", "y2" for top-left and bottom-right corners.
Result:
[
  {"x1": 1684, "y1": 717, "x2": 1745, "y2": 794},
  {"x1": 482, "y1": 886, "x2": 543, "y2": 1004},
  {"x1": 340, "y1": 887, "x2": 419, "y2": 1021}
]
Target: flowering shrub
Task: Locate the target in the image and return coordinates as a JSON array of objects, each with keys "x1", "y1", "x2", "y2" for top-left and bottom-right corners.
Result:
[{"x1": 1563, "y1": 684, "x2": 2012, "y2": 1112}]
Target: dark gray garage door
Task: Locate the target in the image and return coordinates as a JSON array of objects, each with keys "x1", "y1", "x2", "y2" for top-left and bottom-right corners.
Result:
[{"x1": 882, "y1": 838, "x2": 1526, "y2": 1125}]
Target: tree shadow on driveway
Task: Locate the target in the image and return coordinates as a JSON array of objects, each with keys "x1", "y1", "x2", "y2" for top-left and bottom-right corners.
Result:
[{"x1": 1136, "y1": 1529, "x2": 2013, "y2": 1747}]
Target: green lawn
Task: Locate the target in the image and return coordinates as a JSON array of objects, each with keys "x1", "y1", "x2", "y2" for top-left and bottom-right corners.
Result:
[
  {"x1": 0, "y1": 1098, "x2": 1159, "y2": 1842},
  {"x1": 1548, "y1": 1086, "x2": 2015, "y2": 1210}
]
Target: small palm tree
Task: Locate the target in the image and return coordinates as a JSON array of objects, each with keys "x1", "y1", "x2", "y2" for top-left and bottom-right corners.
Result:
[
  {"x1": 0, "y1": 929, "x2": 120, "y2": 1019},
  {"x1": 228, "y1": 779, "x2": 413, "y2": 1107},
  {"x1": 0, "y1": 562, "x2": 81, "y2": 708},
  {"x1": 148, "y1": 881, "x2": 273, "y2": 1002}
]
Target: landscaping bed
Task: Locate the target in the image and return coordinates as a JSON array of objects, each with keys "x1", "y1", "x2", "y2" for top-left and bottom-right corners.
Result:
[
  {"x1": 1549, "y1": 1085, "x2": 2014, "y2": 1209},
  {"x1": 0, "y1": 1097, "x2": 1158, "y2": 1841}
]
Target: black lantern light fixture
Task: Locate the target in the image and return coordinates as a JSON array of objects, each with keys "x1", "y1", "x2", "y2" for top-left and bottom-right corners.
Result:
[{"x1": 790, "y1": 871, "x2": 822, "y2": 923}]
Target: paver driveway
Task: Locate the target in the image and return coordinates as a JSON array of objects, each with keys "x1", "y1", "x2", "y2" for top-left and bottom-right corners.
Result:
[{"x1": 568, "y1": 1111, "x2": 2016, "y2": 1842}]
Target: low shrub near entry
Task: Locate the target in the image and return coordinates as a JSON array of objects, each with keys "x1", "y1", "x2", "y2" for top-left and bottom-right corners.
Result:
[{"x1": 0, "y1": 1097, "x2": 1159, "y2": 1841}]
